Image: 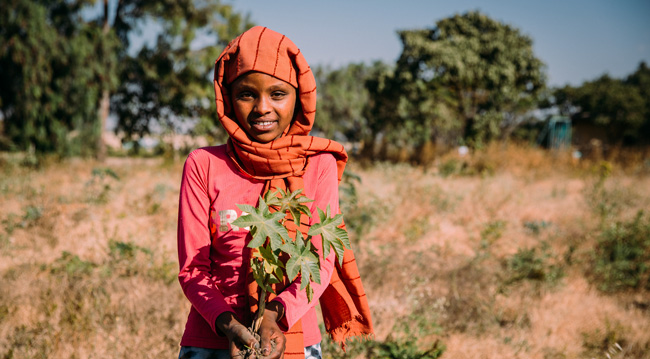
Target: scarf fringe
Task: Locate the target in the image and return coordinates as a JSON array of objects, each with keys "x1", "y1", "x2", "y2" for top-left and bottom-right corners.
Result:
[{"x1": 327, "y1": 314, "x2": 375, "y2": 351}]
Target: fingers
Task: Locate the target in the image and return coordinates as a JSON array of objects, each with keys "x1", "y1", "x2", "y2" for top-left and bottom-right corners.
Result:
[
  {"x1": 236, "y1": 326, "x2": 258, "y2": 348},
  {"x1": 259, "y1": 320, "x2": 286, "y2": 359}
]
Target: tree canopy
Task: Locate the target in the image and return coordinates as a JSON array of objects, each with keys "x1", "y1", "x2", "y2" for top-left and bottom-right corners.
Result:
[
  {"x1": 1, "y1": 0, "x2": 118, "y2": 155},
  {"x1": 361, "y1": 10, "x2": 546, "y2": 157},
  {"x1": 0, "y1": 0, "x2": 251, "y2": 156},
  {"x1": 552, "y1": 62, "x2": 650, "y2": 145}
]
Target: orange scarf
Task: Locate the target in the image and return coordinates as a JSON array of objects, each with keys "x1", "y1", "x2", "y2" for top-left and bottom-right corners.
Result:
[{"x1": 213, "y1": 26, "x2": 373, "y2": 357}]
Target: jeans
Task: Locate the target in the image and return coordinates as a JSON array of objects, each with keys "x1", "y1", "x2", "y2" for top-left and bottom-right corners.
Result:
[{"x1": 178, "y1": 343, "x2": 322, "y2": 359}]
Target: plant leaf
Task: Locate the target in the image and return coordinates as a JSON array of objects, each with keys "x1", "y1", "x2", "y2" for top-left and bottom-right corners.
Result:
[
  {"x1": 278, "y1": 189, "x2": 313, "y2": 226},
  {"x1": 285, "y1": 231, "x2": 320, "y2": 289},
  {"x1": 233, "y1": 196, "x2": 290, "y2": 250},
  {"x1": 307, "y1": 206, "x2": 350, "y2": 265}
]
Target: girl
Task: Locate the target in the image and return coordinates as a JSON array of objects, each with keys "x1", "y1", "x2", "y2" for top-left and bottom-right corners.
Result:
[{"x1": 177, "y1": 26, "x2": 373, "y2": 359}]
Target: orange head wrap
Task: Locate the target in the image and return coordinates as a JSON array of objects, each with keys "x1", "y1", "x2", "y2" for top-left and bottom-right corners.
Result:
[{"x1": 213, "y1": 25, "x2": 340, "y2": 189}]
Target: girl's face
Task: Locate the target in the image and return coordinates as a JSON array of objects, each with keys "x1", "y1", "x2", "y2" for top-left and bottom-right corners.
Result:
[{"x1": 230, "y1": 72, "x2": 297, "y2": 143}]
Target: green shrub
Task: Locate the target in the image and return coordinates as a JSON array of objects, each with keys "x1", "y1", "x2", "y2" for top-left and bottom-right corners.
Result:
[
  {"x1": 502, "y1": 243, "x2": 564, "y2": 288},
  {"x1": 592, "y1": 211, "x2": 650, "y2": 292},
  {"x1": 85, "y1": 167, "x2": 120, "y2": 204},
  {"x1": 438, "y1": 158, "x2": 461, "y2": 177},
  {"x1": 370, "y1": 338, "x2": 445, "y2": 359},
  {"x1": 48, "y1": 251, "x2": 96, "y2": 278},
  {"x1": 523, "y1": 220, "x2": 551, "y2": 236},
  {"x1": 481, "y1": 220, "x2": 506, "y2": 247}
]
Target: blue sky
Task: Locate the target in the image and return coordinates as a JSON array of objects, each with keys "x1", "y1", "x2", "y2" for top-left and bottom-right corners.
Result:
[{"x1": 225, "y1": 0, "x2": 650, "y2": 87}]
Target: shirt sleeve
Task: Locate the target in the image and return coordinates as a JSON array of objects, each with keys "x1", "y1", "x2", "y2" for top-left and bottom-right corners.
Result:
[
  {"x1": 272, "y1": 154, "x2": 339, "y2": 330},
  {"x1": 177, "y1": 150, "x2": 234, "y2": 334}
]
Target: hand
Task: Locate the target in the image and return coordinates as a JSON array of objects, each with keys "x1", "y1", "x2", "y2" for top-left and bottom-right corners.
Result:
[
  {"x1": 258, "y1": 301, "x2": 286, "y2": 359},
  {"x1": 215, "y1": 312, "x2": 259, "y2": 358}
]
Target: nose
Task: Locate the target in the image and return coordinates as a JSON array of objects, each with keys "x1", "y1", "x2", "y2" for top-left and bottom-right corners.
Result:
[{"x1": 253, "y1": 95, "x2": 272, "y2": 115}]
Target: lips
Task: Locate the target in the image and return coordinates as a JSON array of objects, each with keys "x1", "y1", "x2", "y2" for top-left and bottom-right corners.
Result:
[{"x1": 249, "y1": 119, "x2": 277, "y2": 131}]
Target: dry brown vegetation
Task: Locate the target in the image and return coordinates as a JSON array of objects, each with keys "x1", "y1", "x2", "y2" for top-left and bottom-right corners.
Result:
[{"x1": 1, "y1": 144, "x2": 649, "y2": 359}]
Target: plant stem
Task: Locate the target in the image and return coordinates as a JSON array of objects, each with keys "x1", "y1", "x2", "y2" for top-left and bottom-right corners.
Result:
[{"x1": 253, "y1": 282, "x2": 267, "y2": 333}]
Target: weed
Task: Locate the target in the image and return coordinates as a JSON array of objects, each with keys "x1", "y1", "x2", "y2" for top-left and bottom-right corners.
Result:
[
  {"x1": 321, "y1": 311, "x2": 446, "y2": 359},
  {"x1": 523, "y1": 220, "x2": 552, "y2": 236},
  {"x1": 445, "y1": 252, "x2": 500, "y2": 334},
  {"x1": 438, "y1": 158, "x2": 462, "y2": 177},
  {"x1": 591, "y1": 210, "x2": 650, "y2": 292},
  {"x1": 339, "y1": 170, "x2": 361, "y2": 214},
  {"x1": 343, "y1": 195, "x2": 390, "y2": 242},
  {"x1": 2, "y1": 322, "x2": 52, "y2": 359},
  {"x1": 49, "y1": 251, "x2": 97, "y2": 278},
  {"x1": 22, "y1": 205, "x2": 43, "y2": 226},
  {"x1": 501, "y1": 242, "x2": 564, "y2": 289},
  {"x1": 145, "y1": 183, "x2": 170, "y2": 215},
  {"x1": 403, "y1": 217, "x2": 430, "y2": 242},
  {"x1": 3, "y1": 206, "x2": 44, "y2": 231},
  {"x1": 85, "y1": 167, "x2": 120, "y2": 204},
  {"x1": 369, "y1": 338, "x2": 445, "y2": 359},
  {"x1": 584, "y1": 161, "x2": 636, "y2": 226},
  {"x1": 481, "y1": 220, "x2": 506, "y2": 248},
  {"x1": 437, "y1": 156, "x2": 496, "y2": 177},
  {"x1": 581, "y1": 319, "x2": 628, "y2": 358}
]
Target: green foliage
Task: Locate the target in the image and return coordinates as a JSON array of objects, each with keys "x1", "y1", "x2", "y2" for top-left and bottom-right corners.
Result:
[
  {"x1": 0, "y1": 0, "x2": 253, "y2": 155},
  {"x1": 232, "y1": 189, "x2": 350, "y2": 319},
  {"x1": 145, "y1": 183, "x2": 170, "y2": 215},
  {"x1": 438, "y1": 158, "x2": 463, "y2": 177},
  {"x1": 480, "y1": 220, "x2": 506, "y2": 246},
  {"x1": 314, "y1": 63, "x2": 375, "y2": 143},
  {"x1": 284, "y1": 231, "x2": 320, "y2": 301},
  {"x1": 235, "y1": 199, "x2": 290, "y2": 250},
  {"x1": 523, "y1": 220, "x2": 552, "y2": 236},
  {"x1": 85, "y1": 167, "x2": 120, "y2": 204},
  {"x1": 370, "y1": 338, "x2": 445, "y2": 359},
  {"x1": 321, "y1": 310, "x2": 446, "y2": 359},
  {"x1": 49, "y1": 251, "x2": 97, "y2": 278},
  {"x1": 0, "y1": 0, "x2": 119, "y2": 156},
  {"x1": 591, "y1": 211, "x2": 650, "y2": 292},
  {"x1": 375, "y1": 10, "x2": 546, "y2": 151},
  {"x1": 263, "y1": 188, "x2": 313, "y2": 227},
  {"x1": 502, "y1": 243, "x2": 564, "y2": 288},
  {"x1": 110, "y1": 1, "x2": 254, "y2": 143},
  {"x1": 2, "y1": 205, "x2": 44, "y2": 236},
  {"x1": 339, "y1": 170, "x2": 361, "y2": 215},
  {"x1": 584, "y1": 161, "x2": 634, "y2": 225},
  {"x1": 552, "y1": 62, "x2": 650, "y2": 146},
  {"x1": 308, "y1": 206, "x2": 351, "y2": 266}
]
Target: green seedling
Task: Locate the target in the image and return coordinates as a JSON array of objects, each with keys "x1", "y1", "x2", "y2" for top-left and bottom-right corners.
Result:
[{"x1": 232, "y1": 188, "x2": 350, "y2": 335}]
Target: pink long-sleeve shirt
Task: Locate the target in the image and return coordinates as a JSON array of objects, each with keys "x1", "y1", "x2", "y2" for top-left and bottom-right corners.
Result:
[{"x1": 177, "y1": 145, "x2": 337, "y2": 349}]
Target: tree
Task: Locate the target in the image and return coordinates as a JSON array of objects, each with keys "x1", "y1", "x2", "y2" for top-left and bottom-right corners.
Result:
[
  {"x1": 389, "y1": 11, "x2": 546, "y2": 148},
  {"x1": 0, "y1": 0, "x2": 251, "y2": 157},
  {"x1": 314, "y1": 63, "x2": 375, "y2": 144},
  {"x1": 552, "y1": 62, "x2": 649, "y2": 146},
  {"x1": 106, "y1": 0, "x2": 253, "y2": 155},
  {"x1": 1, "y1": 0, "x2": 118, "y2": 156}
]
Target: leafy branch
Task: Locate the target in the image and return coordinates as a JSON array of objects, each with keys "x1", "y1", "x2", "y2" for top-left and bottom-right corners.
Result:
[{"x1": 232, "y1": 189, "x2": 350, "y2": 333}]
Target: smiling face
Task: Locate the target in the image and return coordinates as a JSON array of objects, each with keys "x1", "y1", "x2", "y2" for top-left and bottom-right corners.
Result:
[{"x1": 230, "y1": 72, "x2": 297, "y2": 143}]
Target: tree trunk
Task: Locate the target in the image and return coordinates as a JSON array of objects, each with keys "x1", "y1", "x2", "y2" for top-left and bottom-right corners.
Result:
[
  {"x1": 97, "y1": 89, "x2": 109, "y2": 161},
  {"x1": 96, "y1": 0, "x2": 111, "y2": 161}
]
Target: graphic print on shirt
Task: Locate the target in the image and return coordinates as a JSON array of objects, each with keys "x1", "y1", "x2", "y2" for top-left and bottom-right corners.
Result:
[{"x1": 210, "y1": 208, "x2": 250, "y2": 232}]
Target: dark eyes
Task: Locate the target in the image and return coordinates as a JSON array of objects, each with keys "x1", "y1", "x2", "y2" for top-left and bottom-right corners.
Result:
[
  {"x1": 271, "y1": 91, "x2": 287, "y2": 99},
  {"x1": 236, "y1": 91, "x2": 254, "y2": 100},
  {"x1": 236, "y1": 90, "x2": 287, "y2": 100}
]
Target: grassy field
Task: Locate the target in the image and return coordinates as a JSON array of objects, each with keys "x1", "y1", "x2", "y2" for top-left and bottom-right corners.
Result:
[{"x1": 1, "y1": 145, "x2": 649, "y2": 359}]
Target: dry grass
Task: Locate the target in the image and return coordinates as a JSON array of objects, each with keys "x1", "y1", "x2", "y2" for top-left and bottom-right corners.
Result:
[{"x1": 1, "y1": 145, "x2": 649, "y2": 359}]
